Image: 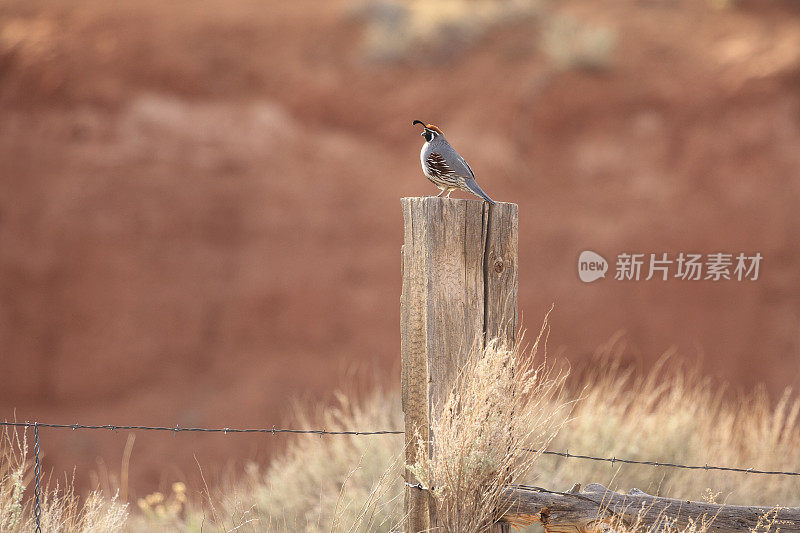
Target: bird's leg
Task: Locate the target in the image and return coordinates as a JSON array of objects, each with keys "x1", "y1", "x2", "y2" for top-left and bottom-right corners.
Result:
[
  {"x1": 445, "y1": 190, "x2": 453, "y2": 198},
  {"x1": 436, "y1": 189, "x2": 447, "y2": 197}
]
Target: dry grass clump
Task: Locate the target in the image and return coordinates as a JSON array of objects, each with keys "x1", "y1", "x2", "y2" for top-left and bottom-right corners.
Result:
[
  {"x1": 534, "y1": 335, "x2": 800, "y2": 509},
  {"x1": 216, "y1": 389, "x2": 405, "y2": 532},
  {"x1": 124, "y1": 481, "x2": 208, "y2": 531},
  {"x1": 0, "y1": 426, "x2": 127, "y2": 532},
  {"x1": 0, "y1": 428, "x2": 27, "y2": 531},
  {"x1": 409, "y1": 329, "x2": 571, "y2": 532}
]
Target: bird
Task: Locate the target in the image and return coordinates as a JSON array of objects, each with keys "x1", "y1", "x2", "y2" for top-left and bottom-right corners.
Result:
[{"x1": 412, "y1": 120, "x2": 495, "y2": 204}]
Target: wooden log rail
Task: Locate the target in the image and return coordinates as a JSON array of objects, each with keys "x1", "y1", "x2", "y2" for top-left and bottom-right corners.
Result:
[{"x1": 501, "y1": 483, "x2": 800, "y2": 532}]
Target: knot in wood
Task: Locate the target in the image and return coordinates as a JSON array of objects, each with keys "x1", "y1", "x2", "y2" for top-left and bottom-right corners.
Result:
[{"x1": 494, "y1": 259, "x2": 505, "y2": 273}]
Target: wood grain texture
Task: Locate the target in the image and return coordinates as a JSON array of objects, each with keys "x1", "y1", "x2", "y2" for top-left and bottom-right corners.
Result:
[
  {"x1": 502, "y1": 483, "x2": 800, "y2": 532},
  {"x1": 401, "y1": 197, "x2": 518, "y2": 533},
  {"x1": 483, "y1": 202, "x2": 519, "y2": 347},
  {"x1": 400, "y1": 202, "x2": 430, "y2": 531}
]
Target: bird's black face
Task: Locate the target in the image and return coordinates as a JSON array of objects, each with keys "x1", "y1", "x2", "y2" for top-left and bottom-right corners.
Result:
[{"x1": 413, "y1": 120, "x2": 438, "y2": 143}]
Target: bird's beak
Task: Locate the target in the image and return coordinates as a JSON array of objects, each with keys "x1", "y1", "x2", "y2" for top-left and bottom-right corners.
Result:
[{"x1": 420, "y1": 131, "x2": 427, "y2": 137}]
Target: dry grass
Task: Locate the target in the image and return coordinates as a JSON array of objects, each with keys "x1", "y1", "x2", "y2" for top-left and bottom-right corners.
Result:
[
  {"x1": 598, "y1": 505, "x2": 720, "y2": 533},
  {"x1": 4, "y1": 327, "x2": 800, "y2": 532},
  {"x1": 0, "y1": 426, "x2": 127, "y2": 532},
  {"x1": 409, "y1": 328, "x2": 570, "y2": 532},
  {"x1": 123, "y1": 390, "x2": 406, "y2": 532},
  {"x1": 225, "y1": 390, "x2": 405, "y2": 532},
  {"x1": 536, "y1": 334, "x2": 800, "y2": 508}
]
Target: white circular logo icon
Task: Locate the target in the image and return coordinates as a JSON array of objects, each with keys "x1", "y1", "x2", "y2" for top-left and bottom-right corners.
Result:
[{"x1": 578, "y1": 251, "x2": 608, "y2": 282}]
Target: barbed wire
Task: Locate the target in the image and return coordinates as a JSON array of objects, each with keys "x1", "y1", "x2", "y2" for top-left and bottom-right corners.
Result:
[
  {"x1": 4, "y1": 421, "x2": 800, "y2": 478},
  {"x1": 5, "y1": 418, "x2": 404, "y2": 523},
  {"x1": 0, "y1": 421, "x2": 403, "y2": 436},
  {"x1": 526, "y1": 448, "x2": 800, "y2": 477}
]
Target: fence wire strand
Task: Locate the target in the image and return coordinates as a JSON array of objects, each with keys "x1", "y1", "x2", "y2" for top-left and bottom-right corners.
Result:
[
  {"x1": 4, "y1": 421, "x2": 800, "y2": 487},
  {"x1": 0, "y1": 421, "x2": 403, "y2": 436},
  {"x1": 525, "y1": 448, "x2": 800, "y2": 477}
]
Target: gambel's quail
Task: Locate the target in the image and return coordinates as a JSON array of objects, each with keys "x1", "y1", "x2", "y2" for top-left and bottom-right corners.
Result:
[{"x1": 412, "y1": 120, "x2": 495, "y2": 204}]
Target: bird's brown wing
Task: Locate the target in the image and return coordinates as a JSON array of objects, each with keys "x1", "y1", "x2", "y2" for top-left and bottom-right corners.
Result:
[{"x1": 426, "y1": 153, "x2": 457, "y2": 179}]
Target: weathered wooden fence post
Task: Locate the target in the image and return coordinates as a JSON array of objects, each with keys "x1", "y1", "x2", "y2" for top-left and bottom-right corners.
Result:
[{"x1": 401, "y1": 197, "x2": 518, "y2": 532}]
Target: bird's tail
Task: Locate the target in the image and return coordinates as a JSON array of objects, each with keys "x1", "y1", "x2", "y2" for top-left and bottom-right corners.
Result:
[{"x1": 464, "y1": 179, "x2": 496, "y2": 205}]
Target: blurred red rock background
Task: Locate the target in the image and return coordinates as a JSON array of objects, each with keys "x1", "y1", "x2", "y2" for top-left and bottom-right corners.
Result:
[{"x1": 1, "y1": 0, "x2": 798, "y2": 496}]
